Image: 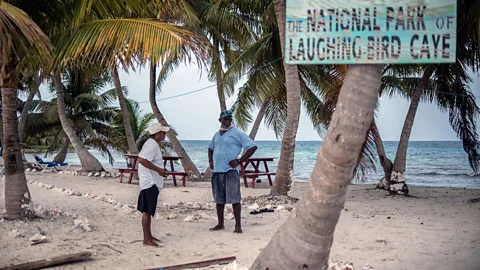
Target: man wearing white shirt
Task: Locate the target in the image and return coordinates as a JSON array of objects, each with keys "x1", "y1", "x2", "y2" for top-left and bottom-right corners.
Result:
[{"x1": 137, "y1": 123, "x2": 169, "y2": 247}]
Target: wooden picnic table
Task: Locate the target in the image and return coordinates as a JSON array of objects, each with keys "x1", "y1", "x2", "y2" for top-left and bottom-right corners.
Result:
[
  {"x1": 119, "y1": 155, "x2": 189, "y2": 187},
  {"x1": 239, "y1": 157, "x2": 276, "y2": 188}
]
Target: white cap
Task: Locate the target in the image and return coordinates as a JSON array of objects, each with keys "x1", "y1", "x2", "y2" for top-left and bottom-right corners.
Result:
[{"x1": 148, "y1": 123, "x2": 170, "y2": 135}]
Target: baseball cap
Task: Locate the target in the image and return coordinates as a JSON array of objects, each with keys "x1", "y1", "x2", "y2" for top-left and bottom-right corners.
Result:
[
  {"x1": 219, "y1": 110, "x2": 233, "y2": 118},
  {"x1": 148, "y1": 123, "x2": 170, "y2": 135}
]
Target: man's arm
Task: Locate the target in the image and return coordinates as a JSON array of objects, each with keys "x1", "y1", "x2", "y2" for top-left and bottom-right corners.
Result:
[
  {"x1": 138, "y1": 157, "x2": 167, "y2": 176},
  {"x1": 229, "y1": 146, "x2": 257, "y2": 168},
  {"x1": 208, "y1": 148, "x2": 214, "y2": 170}
]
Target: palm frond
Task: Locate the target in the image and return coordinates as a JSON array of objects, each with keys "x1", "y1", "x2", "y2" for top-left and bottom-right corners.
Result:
[
  {"x1": 52, "y1": 18, "x2": 208, "y2": 70},
  {"x1": 0, "y1": 1, "x2": 52, "y2": 75}
]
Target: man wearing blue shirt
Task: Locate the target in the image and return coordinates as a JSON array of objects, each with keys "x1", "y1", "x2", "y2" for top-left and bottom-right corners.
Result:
[{"x1": 208, "y1": 110, "x2": 257, "y2": 233}]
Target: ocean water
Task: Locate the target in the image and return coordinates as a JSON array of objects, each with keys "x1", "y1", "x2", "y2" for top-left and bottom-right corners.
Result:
[{"x1": 24, "y1": 141, "x2": 480, "y2": 189}]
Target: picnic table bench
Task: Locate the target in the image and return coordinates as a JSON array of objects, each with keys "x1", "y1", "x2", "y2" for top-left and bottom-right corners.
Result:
[
  {"x1": 239, "y1": 157, "x2": 276, "y2": 189},
  {"x1": 119, "y1": 155, "x2": 190, "y2": 187}
]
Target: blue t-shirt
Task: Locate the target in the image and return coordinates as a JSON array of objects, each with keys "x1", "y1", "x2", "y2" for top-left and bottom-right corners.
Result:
[{"x1": 209, "y1": 127, "x2": 256, "y2": 173}]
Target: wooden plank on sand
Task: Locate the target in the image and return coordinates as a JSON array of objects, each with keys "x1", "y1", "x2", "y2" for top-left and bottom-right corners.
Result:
[
  {"x1": 149, "y1": 256, "x2": 236, "y2": 270},
  {"x1": 0, "y1": 251, "x2": 92, "y2": 270}
]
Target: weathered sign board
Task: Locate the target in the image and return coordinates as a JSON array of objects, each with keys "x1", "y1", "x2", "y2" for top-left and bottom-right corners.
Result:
[{"x1": 285, "y1": 0, "x2": 457, "y2": 64}]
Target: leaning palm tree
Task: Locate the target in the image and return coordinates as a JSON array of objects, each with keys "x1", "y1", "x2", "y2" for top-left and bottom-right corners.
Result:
[
  {"x1": 110, "y1": 98, "x2": 156, "y2": 152},
  {"x1": 251, "y1": 63, "x2": 384, "y2": 270},
  {"x1": 29, "y1": 68, "x2": 119, "y2": 165},
  {"x1": 111, "y1": 67, "x2": 138, "y2": 155},
  {"x1": 48, "y1": 0, "x2": 209, "y2": 172},
  {"x1": 0, "y1": 0, "x2": 52, "y2": 219},
  {"x1": 376, "y1": 0, "x2": 480, "y2": 194},
  {"x1": 149, "y1": 61, "x2": 201, "y2": 178}
]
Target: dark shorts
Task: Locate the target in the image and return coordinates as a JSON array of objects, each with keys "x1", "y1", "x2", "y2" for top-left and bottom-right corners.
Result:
[
  {"x1": 137, "y1": 185, "x2": 159, "y2": 216},
  {"x1": 211, "y1": 170, "x2": 241, "y2": 204}
]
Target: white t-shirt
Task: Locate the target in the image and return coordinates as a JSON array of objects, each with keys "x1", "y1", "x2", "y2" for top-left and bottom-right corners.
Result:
[{"x1": 138, "y1": 138, "x2": 164, "y2": 191}]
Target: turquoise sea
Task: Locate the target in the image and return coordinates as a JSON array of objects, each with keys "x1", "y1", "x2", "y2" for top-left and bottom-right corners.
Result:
[{"x1": 24, "y1": 141, "x2": 480, "y2": 189}]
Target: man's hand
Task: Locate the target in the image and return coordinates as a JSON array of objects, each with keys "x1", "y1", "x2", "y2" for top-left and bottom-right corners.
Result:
[
  {"x1": 209, "y1": 160, "x2": 214, "y2": 170},
  {"x1": 228, "y1": 159, "x2": 241, "y2": 168},
  {"x1": 157, "y1": 168, "x2": 168, "y2": 177}
]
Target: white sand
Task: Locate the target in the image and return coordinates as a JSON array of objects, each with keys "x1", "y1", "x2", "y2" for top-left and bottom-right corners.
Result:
[{"x1": 1, "y1": 170, "x2": 479, "y2": 270}]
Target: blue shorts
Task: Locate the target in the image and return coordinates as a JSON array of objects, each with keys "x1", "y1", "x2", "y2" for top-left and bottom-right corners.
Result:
[{"x1": 211, "y1": 170, "x2": 241, "y2": 204}]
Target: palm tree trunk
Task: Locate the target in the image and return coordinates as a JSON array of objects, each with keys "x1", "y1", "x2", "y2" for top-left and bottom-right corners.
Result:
[
  {"x1": 389, "y1": 65, "x2": 435, "y2": 195},
  {"x1": 112, "y1": 67, "x2": 138, "y2": 154},
  {"x1": 269, "y1": 0, "x2": 302, "y2": 196},
  {"x1": 0, "y1": 112, "x2": 4, "y2": 146},
  {"x1": 2, "y1": 85, "x2": 31, "y2": 219},
  {"x1": 18, "y1": 78, "x2": 41, "y2": 144},
  {"x1": 249, "y1": 100, "x2": 268, "y2": 140},
  {"x1": 213, "y1": 40, "x2": 227, "y2": 111},
  {"x1": 149, "y1": 62, "x2": 201, "y2": 178},
  {"x1": 54, "y1": 72, "x2": 104, "y2": 172},
  {"x1": 251, "y1": 64, "x2": 383, "y2": 270},
  {"x1": 372, "y1": 121, "x2": 393, "y2": 190},
  {"x1": 53, "y1": 137, "x2": 70, "y2": 163}
]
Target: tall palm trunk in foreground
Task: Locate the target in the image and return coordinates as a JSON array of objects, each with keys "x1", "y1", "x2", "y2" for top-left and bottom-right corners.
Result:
[
  {"x1": 269, "y1": 0, "x2": 302, "y2": 196},
  {"x1": 54, "y1": 72, "x2": 104, "y2": 172},
  {"x1": 2, "y1": 84, "x2": 31, "y2": 219},
  {"x1": 251, "y1": 64, "x2": 384, "y2": 269},
  {"x1": 112, "y1": 67, "x2": 138, "y2": 154},
  {"x1": 386, "y1": 66, "x2": 435, "y2": 195},
  {"x1": 149, "y1": 62, "x2": 201, "y2": 178}
]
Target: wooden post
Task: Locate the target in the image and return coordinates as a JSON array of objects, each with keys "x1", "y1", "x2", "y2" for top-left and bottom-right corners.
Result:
[{"x1": 0, "y1": 251, "x2": 92, "y2": 270}]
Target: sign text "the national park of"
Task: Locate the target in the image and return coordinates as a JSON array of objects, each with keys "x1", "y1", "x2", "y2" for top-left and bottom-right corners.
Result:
[{"x1": 285, "y1": 0, "x2": 457, "y2": 64}]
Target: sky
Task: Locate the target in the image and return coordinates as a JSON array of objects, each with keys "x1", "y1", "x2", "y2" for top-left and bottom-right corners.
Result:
[{"x1": 36, "y1": 64, "x2": 480, "y2": 141}]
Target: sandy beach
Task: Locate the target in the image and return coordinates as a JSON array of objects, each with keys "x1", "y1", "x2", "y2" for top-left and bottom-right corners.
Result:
[{"x1": 1, "y1": 170, "x2": 479, "y2": 270}]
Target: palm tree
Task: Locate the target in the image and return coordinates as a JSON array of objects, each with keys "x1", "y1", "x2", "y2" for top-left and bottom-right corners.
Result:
[
  {"x1": 111, "y1": 98, "x2": 156, "y2": 152},
  {"x1": 377, "y1": 0, "x2": 480, "y2": 194},
  {"x1": 0, "y1": 0, "x2": 52, "y2": 218},
  {"x1": 30, "y1": 68, "x2": 119, "y2": 167},
  {"x1": 251, "y1": 65, "x2": 384, "y2": 268},
  {"x1": 149, "y1": 61, "x2": 201, "y2": 178},
  {"x1": 112, "y1": 67, "x2": 138, "y2": 154}
]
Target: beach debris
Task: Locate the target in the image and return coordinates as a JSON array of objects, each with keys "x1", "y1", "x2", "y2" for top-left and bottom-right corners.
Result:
[
  {"x1": 183, "y1": 215, "x2": 195, "y2": 222},
  {"x1": 9, "y1": 229, "x2": 24, "y2": 238},
  {"x1": 114, "y1": 202, "x2": 123, "y2": 208},
  {"x1": 94, "y1": 172, "x2": 101, "y2": 177},
  {"x1": 199, "y1": 212, "x2": 212, "y2": 220},
  {"x1": 153, "y1": 213, "x2": 162, "y2": 220},
  {"x1": 163, "y1": 202, "x2": 171, "y2": 210},
  {"x1": 225, "y1": 213, "x2": 234, "y2": 220},
  {"x1": 328, "y1": 260, "x2": 355, "y2": 270},
  {"x1": 73, "y1": 217, "x2": 91, "y2": 232},
  {"x1": 276, "y1": 205, "x2": 285, "y2": 211},
  {"x1": 29, "y1": 233, "x2": 48, "y2": 245},
  {"x1": 214, "y1": 260, "x2": 248, "y2": 270},
  {"x1": 362, "y1": 263, "x2": 374, "y2": 270},
  {"x1": 248, "y1": 203, "x2": 259, "y2": 210},
  {"x1": 167, "y1": 213, "x2": 177, "y2": 220}
]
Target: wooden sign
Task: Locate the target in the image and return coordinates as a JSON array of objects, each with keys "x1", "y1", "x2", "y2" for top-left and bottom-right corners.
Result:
[{"x1": 285, "y1": 0, "x2": 457, "y2": 64}]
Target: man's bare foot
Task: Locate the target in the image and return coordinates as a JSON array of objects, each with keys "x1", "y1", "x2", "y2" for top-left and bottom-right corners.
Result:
[
  {"x1": 234, "y1": 226, "x2": 242, "y2": 233},
  {"x1": 209, "y1": 225, "x2": 225, "y2": 231},
  {"x1": 143, "y1": 239, "x2": 159, "y2": 247}
]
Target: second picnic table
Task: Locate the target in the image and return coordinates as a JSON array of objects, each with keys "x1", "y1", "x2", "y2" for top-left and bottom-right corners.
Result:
[
  {"x1": 239, "y1": 157, "x2": 276, "y2": 188},
  {"x1": 119, "y1": 155, "x2": 190, "y2": 187}
]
